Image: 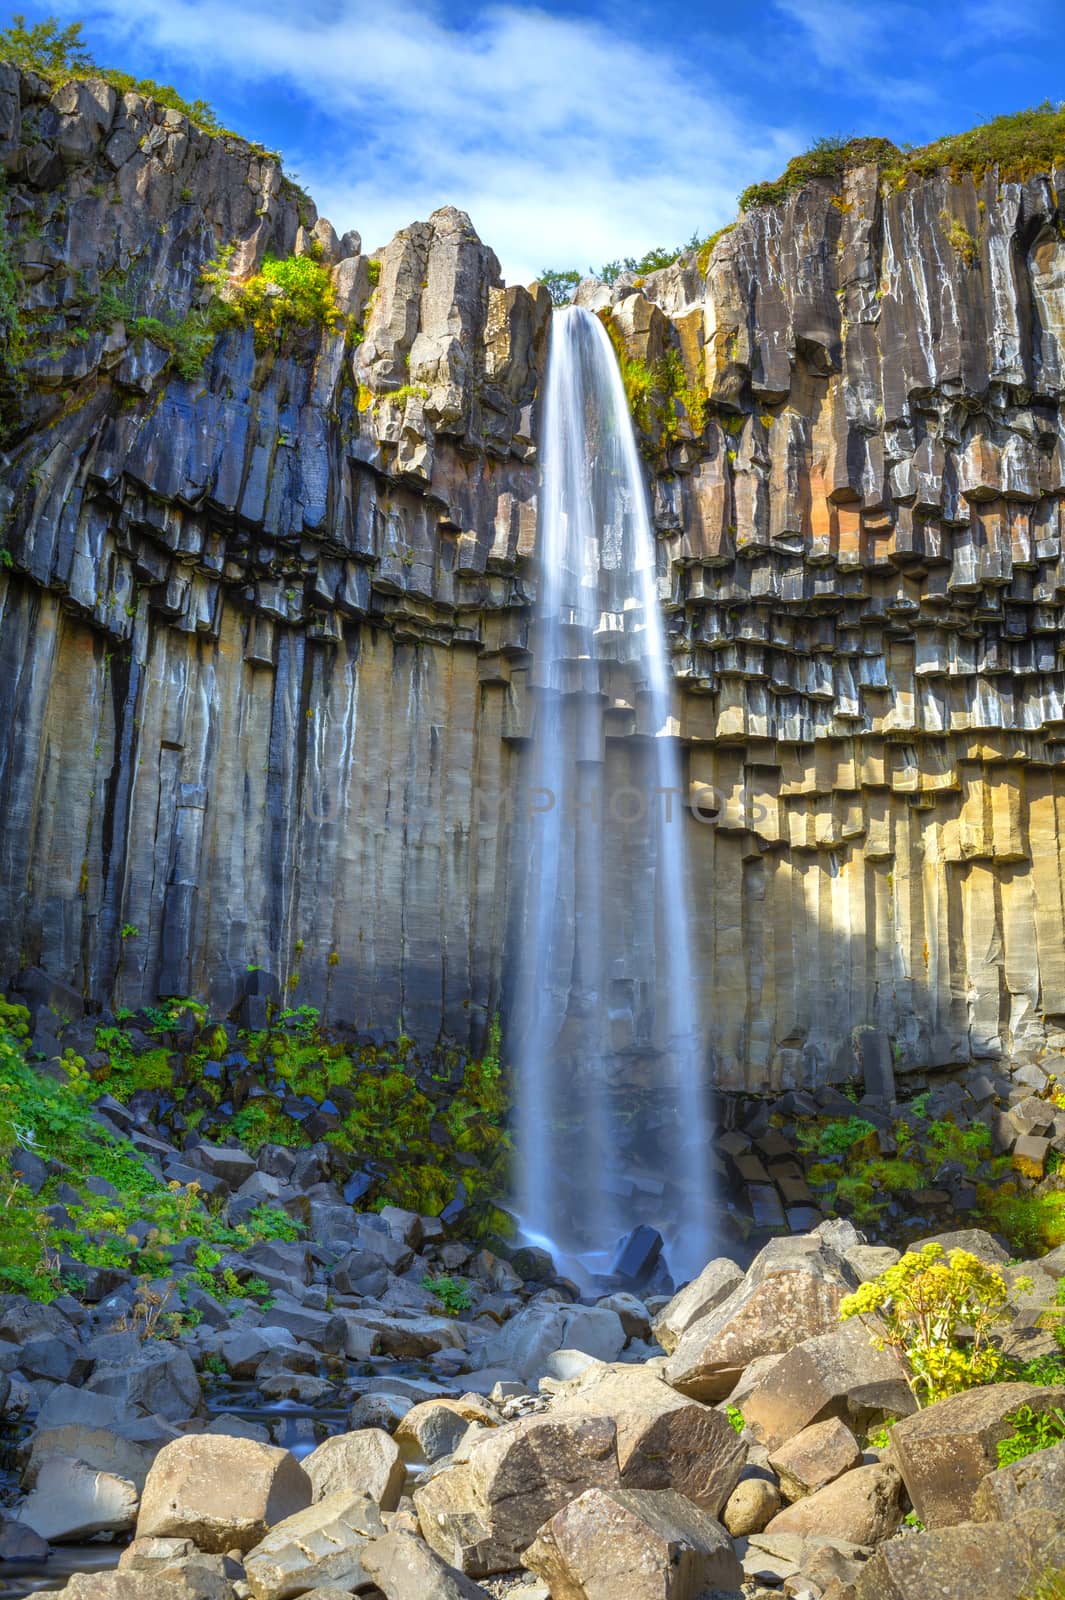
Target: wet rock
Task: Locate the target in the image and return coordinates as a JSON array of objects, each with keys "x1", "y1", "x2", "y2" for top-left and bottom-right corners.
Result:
[
  {"x1": 349, "y1": 1394, "x2": 414, "y2": 1433},
  {"x1": 137, "y1": 1435, "x2": 312, "y2": 1553},
  {"x1": 522, "y1": 1485, "x2": 742, "y2": 1600},
  {"x1": 765, "y1": 1462, "x2": 905, "y2": 1544},
  {"x1": 361, "y1": 1530, "x2": 492, "y2": 1599},
  {"x1": 890, "y1": 1382, "x2": 1065, "y2": 1527},
  {"x1": 243, "y1": 1492, "x2": 384, "y2": 1600},
  {"x1": 0, "y1": 1509, "x2": 44, "y2": 1566},
  {"x1": 302, "y1": 1431, "x2": 405, "y2": 1510}
]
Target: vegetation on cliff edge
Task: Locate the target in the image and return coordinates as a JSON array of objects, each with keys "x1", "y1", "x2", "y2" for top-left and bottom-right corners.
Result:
[{"x1": 0, "y1": 12, "x2": 273, "y2": 150}]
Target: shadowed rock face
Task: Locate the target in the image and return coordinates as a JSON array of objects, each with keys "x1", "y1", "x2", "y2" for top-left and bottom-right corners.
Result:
[{"x1": 4, "y1": 64, "x2": 1065, "y2": 1089}]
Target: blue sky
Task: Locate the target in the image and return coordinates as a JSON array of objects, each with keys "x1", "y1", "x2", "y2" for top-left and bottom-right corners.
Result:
[{"x1": 12, "y1": 0, "x2": 1063, "y2": 281}]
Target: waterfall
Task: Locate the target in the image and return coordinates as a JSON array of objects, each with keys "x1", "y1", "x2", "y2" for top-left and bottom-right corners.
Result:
[{"x1": 511, "y1": 304, "x2": 713, "y2": 1284}]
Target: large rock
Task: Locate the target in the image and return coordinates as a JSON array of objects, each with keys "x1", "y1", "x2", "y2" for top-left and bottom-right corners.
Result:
[
  {"x1": 552, "y1": 1361, "x2": 746, "y2": 1515},
  {"x1": 890, "y1": 1383, "x2": 1065, "y2": 1527},
  {"x1": 395, "y1": 1397, "x2": 499, "y2": 1464},
  {"x1": 741, "y1": 1317, "x2": 916, "y2": 1449},
  {"x1": 24, "y1": 1416, "x2": 178, "y2": 1491},
  {"x1": 18, "y1": 1456, "x2": 139, "y2": 1541},
  {"x1": 360, "y1": 1530, "x2": 492, "y2": 1599},
  {"x1": 53, "y1": 1574, "x2": 233, "y2": 1600},
  {"x1": 768, "y1": 1416, "x2": 861, "y2": 1501},
  {"x1": 479, "y1": 1301, "x2": 625, "y2": 1383},
  {"x1": 86, "y1": 1341, "x2": 201, "y2": 1422},
  {"x1": 853, "y1": 1509, "x2": 1065, "y2": 1600},
  {"x1": 522, "y1": 1485, "x2": 743, "y2": 1600},
  {"x1": 764, "y1": 1462, "x2": 905, "y2": 1544},
  {"x1": 651, "y1": 1259, "x2": 744, "y2": 1355},
  {"x1": 973, "y1": 1438, "x2": 1065, "y2": 1520},
  {"x1": 302, "y1": 1430, "x2": 405, "y2": 1510},
  {"x1": 415, "y1": 1413, "x2": 620, "y2": 1575},
  {"x1": 664, "y1": 1236, "x2": 858, "y2": 1401},
  {"x1": 244, "y1": 1492, "x2": 385, "y2": 1600},
  {"x1": 137, "y1": 1435, "x2": 312, "y2": 1552}
]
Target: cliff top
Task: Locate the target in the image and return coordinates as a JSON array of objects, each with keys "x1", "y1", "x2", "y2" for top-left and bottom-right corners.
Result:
[{"x1": 738, "y1": 103, "x2": 1065, "y2": 212}]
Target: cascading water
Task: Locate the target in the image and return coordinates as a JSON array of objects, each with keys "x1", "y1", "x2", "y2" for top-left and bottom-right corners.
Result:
[{"x1": 511, "y1": 305, "x2": 713, "y2": 1285}]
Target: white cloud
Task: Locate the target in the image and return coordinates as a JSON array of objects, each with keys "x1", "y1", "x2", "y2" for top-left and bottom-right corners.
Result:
[{"x1": 62, "y1": 0, "x2": 804, "y2": 281}]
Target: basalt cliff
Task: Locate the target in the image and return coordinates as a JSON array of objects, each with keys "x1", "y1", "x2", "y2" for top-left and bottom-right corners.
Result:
[{"x1": 3, "y1": 66, "x2": 1065, "y2": 1094}]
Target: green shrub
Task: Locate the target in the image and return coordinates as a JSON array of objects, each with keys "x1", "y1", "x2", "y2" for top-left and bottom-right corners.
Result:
[
  {"x1": 422, "y1": 1274, "x2": 472, "y2": 1316},
  {"x1": 840, "y1": 1244, "x2": 1025, "y2": 1405},
  {"x1": 796, "y1": 1117, "x2": 877, "y2": 1158},
  {"x1": 726, "y1": 1404, "x2": 745, "y2": 1434},
  {"x1": 996, "y1": 1401, "x2": 1065, "y2": 1467},
  {"x1": 209, "y1": 250, "x2": 340, "y2": 352},
  {"x1": 0, "y1": 13, "x2": 240, "y2": 141}
]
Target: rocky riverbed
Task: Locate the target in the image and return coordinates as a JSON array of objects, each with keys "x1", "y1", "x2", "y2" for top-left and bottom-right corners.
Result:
[{"x1": 1, "y1": 1206, "x2": 1064, "y2": 1600}]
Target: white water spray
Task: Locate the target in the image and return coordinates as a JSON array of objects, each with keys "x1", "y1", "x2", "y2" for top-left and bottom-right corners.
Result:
[{"x1": 512, "y1": 305, "x2": 713, "y2": 1284}]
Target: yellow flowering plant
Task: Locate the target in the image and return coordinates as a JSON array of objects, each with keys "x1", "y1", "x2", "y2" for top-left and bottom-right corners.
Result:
[{"x1": 840, "y1": 1243, "x2": 1030, "y2": 1406}]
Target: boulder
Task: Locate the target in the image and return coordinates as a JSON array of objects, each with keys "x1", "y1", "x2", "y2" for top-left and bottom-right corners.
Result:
[
  {"x1": 664, "y1": 1236, "x2": 857, "y2": 1401},
  {"x1": 24, "y1": 1415, "x2": 179, "y2": 1491},
  {"x1": 651, "y1": 1258, "x2": 744, "y2": 1354},
  {"x1": 415, "y1": 1413, "x2": 620, "y2": 1575},
  {"x1": 741, "y1": 1318, "x2": 916, "y2": 1449},
  {"x1": 53, "y1": 1573, "x2": 233, "y2": 1600},
  {"x1": 349, "y1": 1393, "x2": 413, "y2": 1432},
  {"x1": 86, "y1": 1341, "x2": 201, "y2": 1422},
  {"x1": 853, "y1": 1509, "x2": 1065, "y2": 1600},
  {"x1": 302, "y1": 1430, "x2": 405, "y2": 1510},
  {"x1": 910, "y1": 1229, "x2": 1009, "y2": 1266},
  {"x1": 18, "y1": 1456, "x2": 138, "y2": 1541},
  {"x1": 479, "y1": 1301, "x2": 625, "y2": 1382},
  {"x1": 594, "y1": 1292, "x2": 651, "y2": 1342},
  {"x1": 890, "y1": 1383, "x2": 1065, "y2": 1527},
  {"x1": 137, "y1": 1435, "x2": 312, "y2": 1552},
  {"x1": 552, "y1": 1361, "x2": 746, "y2": 1515},
  {"x1": 768, "y1": 1417, "x2": 862, "y2": 1501},
  {"x1": 187, "y1": 1142, "x2": 258, "y2": 1189},
  {"x1": 522, "y1": 1485, "x2": 743, "y2": 1600},
  {"x1": 0, "y1": 1515, "x2": 49, "y2": 1562},
  {"x1": 244, "y1": 1492, "x2": 385, "y2": 1600},
  {"x1": 765, "y1": 1462, "x2": 904, "y2": 1544},
  {"x1": 973, "y1": 1438, "x2": 1065, "y2": 1520},
  {"x1": 361, "y1": 1530, "x2": 492, "y2": 1599},
  {"x1": 395, "y1": 1397, "x2": 499, "y2": 1464},
  {"x1": 722, "y1": 1476, "x2": 782, "y2": 1536},
  {"x1": 215, "y1": 1326, "x2": 299, "y2": 1378}
]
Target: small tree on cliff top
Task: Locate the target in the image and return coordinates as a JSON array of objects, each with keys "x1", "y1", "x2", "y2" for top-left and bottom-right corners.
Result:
[{"x1": 0, "y1": 13, "x2": 93, "y2": 76}]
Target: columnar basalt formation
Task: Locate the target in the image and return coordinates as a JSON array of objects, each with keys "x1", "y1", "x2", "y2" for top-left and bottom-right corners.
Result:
[{"x1": 3, "y1": 64, "x2": 1065, "y2": 1091}]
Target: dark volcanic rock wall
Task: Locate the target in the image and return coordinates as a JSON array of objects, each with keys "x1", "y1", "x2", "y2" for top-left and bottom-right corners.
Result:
[{"x1": 3, "y1": 66, "x2": 1065, "y2": 1090}]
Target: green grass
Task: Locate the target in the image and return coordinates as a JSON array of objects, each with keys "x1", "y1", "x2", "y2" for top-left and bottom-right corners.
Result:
[{"x1": 739, "y1": 105, "x2": 1065, "y2": 212}]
